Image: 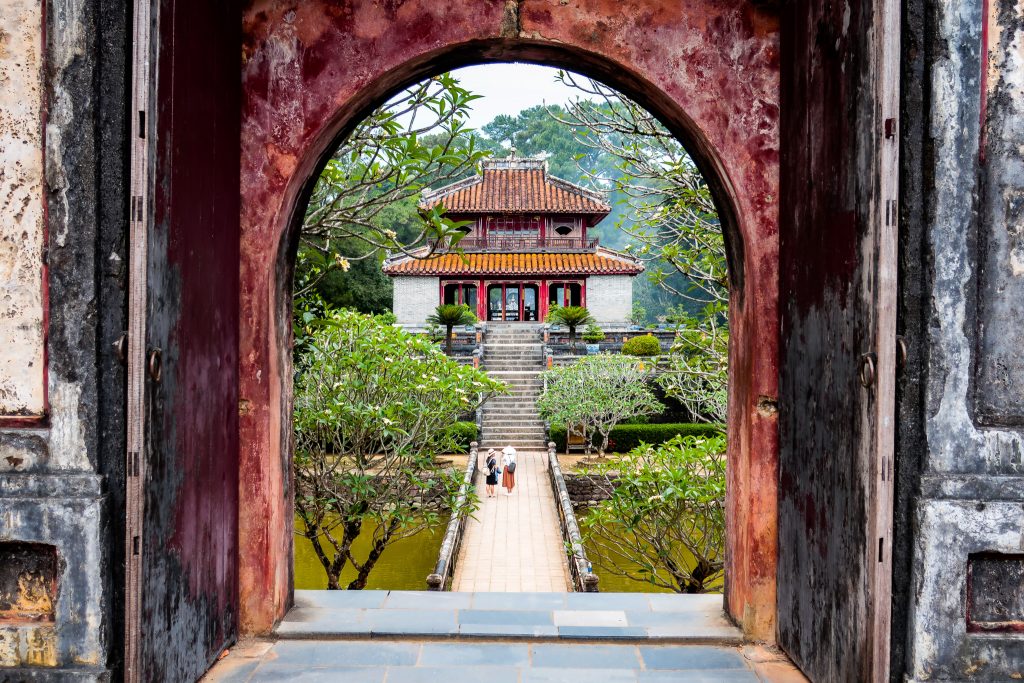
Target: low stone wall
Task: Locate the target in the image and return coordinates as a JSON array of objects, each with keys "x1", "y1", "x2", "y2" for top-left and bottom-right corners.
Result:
[{"x1": 563, "y1": 472, "x2": 617, "y2": 507}]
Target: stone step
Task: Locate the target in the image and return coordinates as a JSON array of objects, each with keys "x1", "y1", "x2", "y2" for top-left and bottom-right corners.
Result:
[{"x1": 486, "y1": 370, "x2": 544, "y2": 377}]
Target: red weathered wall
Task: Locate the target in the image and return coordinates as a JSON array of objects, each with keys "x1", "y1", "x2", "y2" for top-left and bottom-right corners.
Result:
[{"x1": 239, "y1": 0, "x2": 779, "y2": 637}]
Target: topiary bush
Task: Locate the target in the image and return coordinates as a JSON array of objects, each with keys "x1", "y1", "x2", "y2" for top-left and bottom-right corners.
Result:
[
  {"x1": 445, "y1": 421, "x2": 479, "y2": 452},
  {"x1": 550, "y1": 422, "x2": 723, "y2": 453},
  {"x1": 622, "y1": 334, "x2": 661, "y2": 356}
]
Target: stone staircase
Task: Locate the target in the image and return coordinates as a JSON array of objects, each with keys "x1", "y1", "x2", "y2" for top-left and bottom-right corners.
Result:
[{"x1": 480, "y1": 323, "x2": 547, "y2": 450}]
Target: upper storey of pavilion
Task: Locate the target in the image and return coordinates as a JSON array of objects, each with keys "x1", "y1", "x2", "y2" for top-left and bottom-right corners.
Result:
[{"x1": 419, "y1": 156, "x2": 612, "y2": 253}]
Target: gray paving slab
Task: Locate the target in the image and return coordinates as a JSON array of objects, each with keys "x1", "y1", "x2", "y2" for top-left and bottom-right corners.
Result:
[
  {"x1": 624, "y1": 609, "x2": 722, "y2": 627},
  {"x1": 565, "y1": 592, "x2": 655, "y2": 610},
  {"x1": 522, "y1": 667, "x2": 640, "y2": 683},
  {"x1": 364, "y1": 608, "x2": 459, "y2": 635},
  {"x1": 249, "y1": 665, "x2": 386, "y2": 683},
  {"x1": 458, "y1": 623, "x2": 560, "y2": 637},
  {"x1": 640, "y1": 645, "x2": 748, "y2": 670},
  {"x1": 382, "y1": 591, "x2": 473, "y2": 610},
  {"x1": 470, "y1": 592, "x2": 567, "y2": 610},
  {"x1": 458, "y1": 609, "x2": 553, "y2": 625},
  {"x1": 202, "y1": 658, "x2": 261, "y2": 683},
  {"x1": 637, "y1": 671, "x2": 757, "y2": 682},
  {"x1": 530, "y1": 643, "x2": 642, "y2": 669},
  {"x1": 646, "y1": 593, "x2": 724, "y2": 612},
  {"x1": 275, "y1": 608, "x2": 369, "y2": 637},
  {"x1": 294, "y1": 589, "x2": 389, "y2": 609},
  {"x1": 417, "y1": 642, "x2": 531, "y2": 666},
  {"x1": 268, "y1": 640, "x2": 419, "y2": 667},
  {"x1": 557, "y1": 626, "x2": 650, "y2": 639},
  {"x1": 553, "y1": 608, "x2": 627, "y2": 627},
  {"x1": 646, "y1": 624, "x2": 743, "y2": 642},
  {"x1": 385, "y1": 666, "x2": 520, "y2": 683}
]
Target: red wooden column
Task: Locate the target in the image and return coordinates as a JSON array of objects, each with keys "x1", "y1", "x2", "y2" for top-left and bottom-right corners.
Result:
[
  {"x1": 478, "y1": 279, "x2": 486, "y2": 320},
  {"x1": 540, "y1": 280, "x2": 549, "y2": 321}
]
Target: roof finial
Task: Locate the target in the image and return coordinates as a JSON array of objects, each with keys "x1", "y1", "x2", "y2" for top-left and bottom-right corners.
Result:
[{"x1": 509, "y1": 146, "x2": 516, "y2": 159}]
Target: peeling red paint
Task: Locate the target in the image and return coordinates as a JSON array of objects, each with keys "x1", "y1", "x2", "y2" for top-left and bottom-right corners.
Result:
[{"x1": 239, "y1": 0, "x2": 780, "y2": 639}]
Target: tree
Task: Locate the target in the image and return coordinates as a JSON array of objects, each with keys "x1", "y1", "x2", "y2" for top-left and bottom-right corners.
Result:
[
  {"x1": 545, "y1": 305, "x2": 594, "y2": 353},
  {"x1": 581, "y1": 433, "x2": 726, "y2": 593},
  {"x1": 427, "y1": 304, "x2": 478, "y2": 355},
  {"x1": 293, "y1": 308, "x2": 505, "y2": 589},
  {"x1": 552, "y1": 72, "x2": 728, "y2": 419},
  {"x1": 537, "y1": 354, "x2": 663, "y2": 456},
  {"x1": 297, "y1": 73, "x2": 490, "y2": 299}
]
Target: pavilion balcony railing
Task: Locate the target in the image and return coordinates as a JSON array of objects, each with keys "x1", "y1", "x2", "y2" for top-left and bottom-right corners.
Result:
[{"x1": 429, "y1": 235, "x2": 600, "y2": 252}]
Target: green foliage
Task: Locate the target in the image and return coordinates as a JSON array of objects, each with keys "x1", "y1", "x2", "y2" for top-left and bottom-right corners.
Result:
[
  {"x1": 297, "y1": 73, "x2": 489, "y2": 303},
  {"x1": 582, "y1": 324, "x2": 605, "y2": 344},
  {"x1": 427, "y1": 304, "x2": 478, "y2": 354},
  {"x1": 581, "y1": 434, "x2": 727, "y2": 593},
  {"x1": 545, "y1": 305, "x2": 595, "y2": 351},
  {"x1": 554, "y1": 72, "x2": 728, "y2": 419},
  {"x1": 622, "y1": 334, "x2": 661, "y2": 357},
  {"x1": 538, "y1": 354, "x2": 663, "y2": 456},
  {"x1": 549, "y1": 422, "x2": 723, "y2": 453},
  {"x1": 445, "y1": 421, "x2": 479, "y2": 452},
  {"x1": 659, "y1": 300, "x2": 728, "y2": 423},
  {"x1": 292, "y1": 308, "x2": 505, "y2": 589}
]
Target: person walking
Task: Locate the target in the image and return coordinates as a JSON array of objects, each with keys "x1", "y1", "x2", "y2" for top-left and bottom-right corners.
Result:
[
  {"x1": 501, "y1": 445, "x2": 517, "y2": 496},
  {"x1": 484, "y1": 448, "x2": 499, "y2": 498}
]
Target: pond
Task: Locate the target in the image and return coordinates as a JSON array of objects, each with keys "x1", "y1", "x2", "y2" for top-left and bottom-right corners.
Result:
[
  {"x1": 294, "y1": 514, "x2": 448, "y2": 590},
  {"x1": 576, "y1": 506, "x2": 723, "y2": 595}
]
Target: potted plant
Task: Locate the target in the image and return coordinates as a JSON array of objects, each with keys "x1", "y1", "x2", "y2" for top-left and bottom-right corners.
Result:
[{"x1": 582, "y1": 324, "x2": 605, "y2": 355}]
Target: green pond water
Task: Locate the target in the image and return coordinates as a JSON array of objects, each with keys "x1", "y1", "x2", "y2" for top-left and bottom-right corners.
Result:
[
  {"x1": 294, "y1": 515, "x2": 448, "y2": 590},
  {"x1": 576, "y1": 506, "x2": 722, "y2": 594},
  {"x1": 292, "y1": 510, "x2": 720, "y2": 594}
]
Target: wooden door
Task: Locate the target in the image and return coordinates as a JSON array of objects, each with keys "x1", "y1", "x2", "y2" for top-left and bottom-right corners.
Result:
[
  {"x1": 125, "y1": 0, "x2": 241, "y2": 680},
  {"x1": 776, "y1": 0, "x2": 899, "y2": 679}
]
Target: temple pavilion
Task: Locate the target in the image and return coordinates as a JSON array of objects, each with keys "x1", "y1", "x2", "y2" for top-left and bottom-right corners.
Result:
[{"x1": 382, "y1": 156, "x2": 643, "y2": 325}]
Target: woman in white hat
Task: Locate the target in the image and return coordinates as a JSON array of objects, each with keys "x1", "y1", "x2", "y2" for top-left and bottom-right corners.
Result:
[{"x1": 501, "y1": 445, "x2": 517, "y2": 495}]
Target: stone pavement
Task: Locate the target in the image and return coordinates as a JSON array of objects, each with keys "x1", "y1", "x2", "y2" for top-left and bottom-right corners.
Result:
[
  {"x1": 452, "y1": 449, "x2": 570, "y2": 592},
  {"x1": 275, "y1": 590, "x2": 741, "y2": 640},
  {"x1": 204, "y1": 592, "x2": 807, "y2": 682},
  {"x1": 204, "y1": 639, "x2": 806, "y2": 682}
]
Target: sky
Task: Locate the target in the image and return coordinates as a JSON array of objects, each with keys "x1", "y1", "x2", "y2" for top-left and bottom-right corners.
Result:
[{"x1": 448, "y1": 63, "x2": 584, "y2": 130}]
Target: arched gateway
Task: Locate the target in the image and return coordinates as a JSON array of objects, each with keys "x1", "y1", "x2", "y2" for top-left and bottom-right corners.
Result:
[{"x1": 236, "y1": 0, "x2": 781, "y2": 642}]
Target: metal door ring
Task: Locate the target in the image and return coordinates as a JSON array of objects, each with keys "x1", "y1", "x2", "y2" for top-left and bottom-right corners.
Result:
[
  {"x1": 859, "y1": 352, "x2": 877, "y2": 388},
  {"x1": 147, "y1": 348, "x2": 162, "y2": 383}
]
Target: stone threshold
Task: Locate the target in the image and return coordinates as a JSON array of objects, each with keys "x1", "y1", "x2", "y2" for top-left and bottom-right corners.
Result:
[{"x1": 276, "y1": 590, "x2": 742, "y2": 644}]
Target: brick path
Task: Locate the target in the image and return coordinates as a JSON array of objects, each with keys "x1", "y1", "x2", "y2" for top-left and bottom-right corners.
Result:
[{"x1": 451, "y1": 449, "x2": 571, "y2": 592}]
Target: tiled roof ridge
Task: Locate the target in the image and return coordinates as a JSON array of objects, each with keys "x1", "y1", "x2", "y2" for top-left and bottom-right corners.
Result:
[{"x1": 418, "y1": 155, "x2": 610, "y2": 213}]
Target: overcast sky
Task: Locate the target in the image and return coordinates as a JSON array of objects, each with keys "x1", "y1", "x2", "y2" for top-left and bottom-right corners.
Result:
[{"x1": 449, "y1": 63, "x2": 584, "y2": 131}]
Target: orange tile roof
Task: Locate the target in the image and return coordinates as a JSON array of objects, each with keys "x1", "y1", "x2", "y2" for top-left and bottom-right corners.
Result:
[
  {"x1": 420, "y1": 158, "x2": 611, "y2": 215},
  {"x1": 382, "y1": 248, "x2": 644, "y2": 277}
]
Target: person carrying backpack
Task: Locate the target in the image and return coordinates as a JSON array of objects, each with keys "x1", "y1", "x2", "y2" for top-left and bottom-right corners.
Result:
[
  {"x1": 484, "y1": 449, "x2": 499, "y2": 498},
  {"x1": 501, "y1": 445, "x2": 517, "y2": 496}
]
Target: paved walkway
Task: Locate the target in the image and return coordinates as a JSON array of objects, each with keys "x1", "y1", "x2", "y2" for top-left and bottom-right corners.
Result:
[{"x1": 451, "y1": 449, "x2": 571, "y2": 592}]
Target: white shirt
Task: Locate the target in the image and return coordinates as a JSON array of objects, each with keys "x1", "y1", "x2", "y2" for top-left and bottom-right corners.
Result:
[{"x1": 501, "y1": 446, "x2": 517, "y2": 467}]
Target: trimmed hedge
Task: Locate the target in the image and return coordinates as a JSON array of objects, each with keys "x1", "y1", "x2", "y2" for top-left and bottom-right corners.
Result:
[
  {"x1": 550, "y1": 422, "x2": 724, "y2": 453},
  {"x1": 621, "y1": 334, "x2": 661, "y2": 356},
  {"x1": 446, "y1": 421, "x2": 479, "y2": 452}
]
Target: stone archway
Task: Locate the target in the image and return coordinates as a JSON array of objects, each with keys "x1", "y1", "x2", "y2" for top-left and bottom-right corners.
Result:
[{"x1": 236, "y1": 0, "x2": 780, "y2": 639}]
